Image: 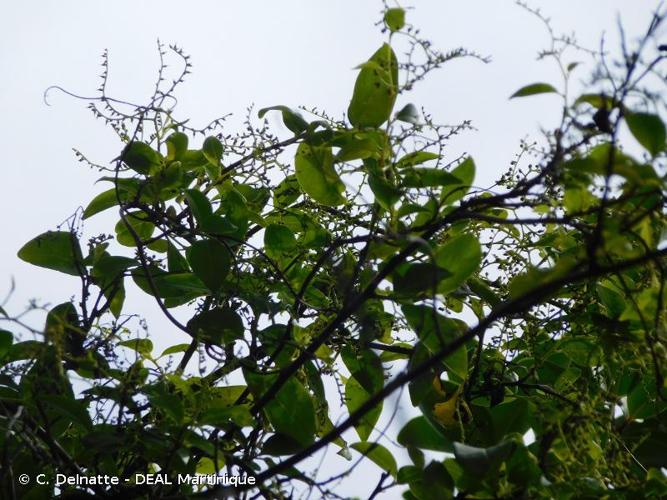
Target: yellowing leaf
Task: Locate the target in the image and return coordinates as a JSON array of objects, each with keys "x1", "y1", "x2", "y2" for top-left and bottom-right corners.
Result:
[
  {"x1": 432, "y1": 375, "x2": 447, "y2": 397},
  {"x1": 432, "y1": 389, "x2": 460, "y2": 428}
]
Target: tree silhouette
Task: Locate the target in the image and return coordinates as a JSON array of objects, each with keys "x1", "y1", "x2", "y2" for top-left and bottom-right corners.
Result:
[{"x1": 1, "y1": 4, "x2": 666, "y2": 499}]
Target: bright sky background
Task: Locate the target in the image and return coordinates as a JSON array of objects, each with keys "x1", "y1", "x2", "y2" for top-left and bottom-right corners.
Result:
[{"x1": 0, "y1": 1, "x2": 659, "y2": 497}]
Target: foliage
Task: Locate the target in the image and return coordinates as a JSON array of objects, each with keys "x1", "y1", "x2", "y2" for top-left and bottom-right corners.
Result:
[{"x1": 1, "y1": 3, "x2": 667, "y2": 499}]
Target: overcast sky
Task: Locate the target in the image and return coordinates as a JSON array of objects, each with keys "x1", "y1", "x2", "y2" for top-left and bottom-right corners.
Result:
[{"x1": 0, "y1": 1, "x2": 659, "y2": 497}]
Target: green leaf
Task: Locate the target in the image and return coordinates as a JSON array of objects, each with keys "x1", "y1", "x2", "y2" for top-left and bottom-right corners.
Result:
[
  {"x1": 435, "y1": 233, "x2": 482, "y2": 295},
  {"x1": 625, "y1": 111, "x2": 666, "y2": 156},
  {"x1": 403, "y1": 305, "x2": 468, "y2": 382},
  {"x1": 0, "y1": 330, "x2": 13, "y2": 359},
  {"x1": 259, "y1": 325, "x2": 295, "y2": 368},
  {"x1": 187, "y1": 308, "x2": 244, "y2": 345},
  {"x1": 6, "y1": 340, "x2": 44, "y2": 363},
  {"x1": 335, "y1": 133, "x2": 380, "y2": 162},
  {"x1": 18, "y1": 231, "x2": 84, "y2": 276},
  {"x1": 41, "y1": 395, "x2": 93, "y2": 430},
  {"x1": 384, "y1": 7, "x2": 406, "y2": 32},
  {"x1": 633, "y1": 429, "x2": 667, "y2": 469},
  {"x1": 119, "y1": 338, "x2": 153, "y2": 356},
  {"x1": 90, "y1": 255, "x2": 135, "y2": 318},
  {"x1": 395, "y1": 103, "x2": 420, "y2": 124},
  {"x1": 563, "y1": 186, "x2": 594, "y2": 215},
  {"x1": 132, "y1": 268, "x2": 209, "y2": 303},
  {"x1": 145, "y1": 384, "x2": 184, "y2": 423},
  {"x1": 195, "y1": 457, "x2": 220, "y2": 475},
  {"x1": 160, "y1": 343, "x2": 191, "y2": 357},
  {"x1": 44, "y1": 303, "x2": 82, "y2": 356},
  {"x1": 184, "y1": 189, "x2": 214, "y2": 224},
  {"x1": 244, "y1": 370, "x2": 317, "y2": 446},
  {"x1": 264, "y1": 224, "x2": 297, "y2": 253},
  {"x1": 510, "y1": 83, "x2": 558, "y2": 98},
  {"x1": 83, "y1": 188, "x2": 121, "y2": 219},
  {"x1": 273, "y1": 175, "x2": 301, "y2": 207},
  {"x1": 115, "y1": 212, "x2": 155, "y2": 247},
  {"x1": 627, "y1": 379, "x2": 661, "y2": 419},
  {"x1": 203, "y1": 385, "x2": 245, "y2": 407},
  {"x1": 346, "y1": 376, "x2": 382, "y2": 441},
  {"x1": 468, "y1": 276, "x2": 501, "y2": 306},
  {"x1": 342, "y1": 347, "x2": 384, "y2": 394},
  {"x1": 148, "y1": 240, "x2": 168, "y2": 253},
  {"x1": 167, "y1": 243, "x2": 190, "y2": 273},
  {"x1": 397, "y1": 465, "x2": 422, "y2": 485},
  {"x1": 452, "y1": 158, "x2": 476, "y2": 185},
  {"x1": 368, "y1": 171, "x2": 402, "y2": 210},
  {"x1": 379, "y1": 342, "x2": 413, "y2": 362},
  {"x1": 184, "y1": 189, "x2": 237, "y2": 235},
  {"x1": 263, "y1": 433, "x2": 304, "y2": 456},
  {"x1": 235, "y1": 183, "x2": 269, "y2": 209},
  {"x1": 178, "y1": 149, "x2": 209, "y2": 171},
  {"x1": 563, "y1": 145, "x2": 647, "y2": 185},
  {"x1": 295, "y1": 143, "x2": 345, "y2": 206},
  {"x1": 453, "y1": 440, "x2": 516, "y2": 475},
  {"x1": 408, "y1": 349, "x2": 441, "y2": 412},
  {"x1": 351, "y1": 442, "x2": 398, "y2": 477},
  {"x1": 202, "y1": 136, "x2": 224, "y2": 166},
  {"x1": 596, "y1": 283, "x2": 626, "y2": 319},
  {"x1": 200, "y1": 404, "x2": 253, "y2": 428},
  {"x1": 187, "y1": 239, "x2": 231, "y2": 292},
  {"x1": 441, "y1": 157, "x2": 476, "y2": 204},
  {"x1": 395, "y1": 151, "x2": 439, "y2": 169},
  {"x1": 574, "y1": 93, "x2": 617, "y2": 109},
  {"x1": 402, "y1": 168, "x2": 460, "y2": 188},
  {"x1": 121, "y1": 141, "x2": 162, "y2": 174},
  {"x1": 348, "y1": 43, "x2": 398, "y2": 128},
  {"x1": 151, "y1": 161, "x2": 185, "y2": 195},
  {"x1": 490, "y1": 398, "x2": 530, "y2": 442},
  {"x1": 0, "y1": 384, "x2": 21, "y2": 403},
  {"x1": 393, "y1": 263, "x2": 452, "y2": 297},
  {"x1": 166, "y1": 131, "x2": 188, "y2": 160},
  {"x1": 508, "y1": 258, "x2": 575, "y2": 299},
  {"x1": 258, "y1": 105, "x2": 308, "y2": 134},
  {"x1": 408, "y1": 461, "x2": 455, "y2": 499},
  {"x1": 86, "y1": 178, "x2": 142, "y2": 218},
  {"x1": 398, "y1": 416, "x2": 453, "y2": 452}
]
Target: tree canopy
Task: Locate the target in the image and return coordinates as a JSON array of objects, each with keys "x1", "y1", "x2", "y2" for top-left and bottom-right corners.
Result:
[{"x1": 1, "y1": 3, "x2": 667, "y2": 499}]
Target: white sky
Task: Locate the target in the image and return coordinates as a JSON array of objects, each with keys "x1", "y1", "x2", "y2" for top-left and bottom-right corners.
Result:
[{"x1": 0, "y1": 1, "x2": 658, "y2": 497}]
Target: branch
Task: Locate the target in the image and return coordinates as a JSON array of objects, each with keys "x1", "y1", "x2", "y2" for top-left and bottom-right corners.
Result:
[{"x1": 244, "y1": 246, "x2": 667, "y2": 488}]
